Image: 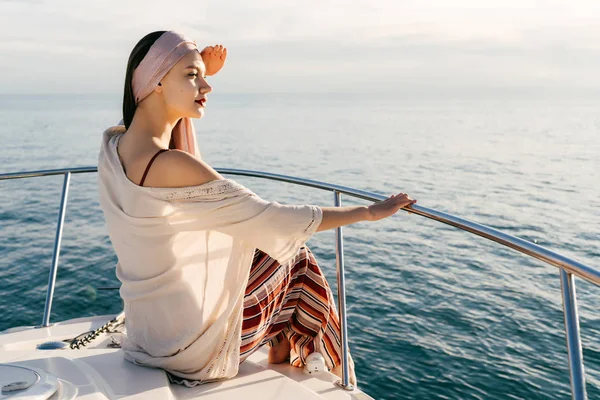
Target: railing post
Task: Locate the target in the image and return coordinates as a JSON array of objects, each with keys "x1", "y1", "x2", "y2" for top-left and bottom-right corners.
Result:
[
  {"x1": 333, "y1": 190, "x2": 354, "y2": 390},
  {"x1": 41, "y1": 172, "x2": 71, "y2": 327},
  {"x1": 560, "y1": 269, "x2": 587, "y2": 400}
]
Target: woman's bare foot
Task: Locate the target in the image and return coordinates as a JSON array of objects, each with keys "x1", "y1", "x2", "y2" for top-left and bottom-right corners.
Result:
[
  {"x1": 331, "y1": 353, "x2": 357, "y2": 387},
  {"x1": 268, "y1": 335, "x2": 290, "y2": 364}
]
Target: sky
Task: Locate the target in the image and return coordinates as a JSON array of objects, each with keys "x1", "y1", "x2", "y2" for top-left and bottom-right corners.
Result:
[{"x1": 1, "y1": 0, "x2": 600, "y2": 94}]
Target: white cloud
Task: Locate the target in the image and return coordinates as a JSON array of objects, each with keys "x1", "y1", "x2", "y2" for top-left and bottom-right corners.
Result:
[{"x1": 1, "y1": 0, "x2": 600, "y2": 93}]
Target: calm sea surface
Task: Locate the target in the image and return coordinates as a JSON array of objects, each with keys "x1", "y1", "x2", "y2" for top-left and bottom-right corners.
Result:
[{"x1": 0, "y1": 93, "x2": 599, "y2": 399}]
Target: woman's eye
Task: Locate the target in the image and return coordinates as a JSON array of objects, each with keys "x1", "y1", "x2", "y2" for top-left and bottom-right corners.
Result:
[{"x1": 188, "y1": 73, "x2": 198, "y2": 77}]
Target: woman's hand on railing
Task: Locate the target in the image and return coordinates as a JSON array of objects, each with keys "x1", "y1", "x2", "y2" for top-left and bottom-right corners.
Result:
[
  {"x1": 317, "y1": 193, "x2": 416, "y2": 232},
  {"x1": 366, "y1": 193, "x2": 416, "y2": 221}
]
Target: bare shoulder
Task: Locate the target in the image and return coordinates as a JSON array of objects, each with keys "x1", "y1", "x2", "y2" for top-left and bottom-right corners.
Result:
[{"x1": 142, "y1": 149, "x2": 225, "y2": 188}]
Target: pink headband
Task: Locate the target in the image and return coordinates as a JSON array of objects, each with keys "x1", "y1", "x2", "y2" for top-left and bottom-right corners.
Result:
[{"x1": 130, "y1": 31, "x2": 201, "y2": 158}]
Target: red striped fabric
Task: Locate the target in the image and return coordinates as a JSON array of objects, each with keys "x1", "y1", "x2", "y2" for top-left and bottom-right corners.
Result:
[{"x1": 240, "y1": 246, "x2": 343, "y2": 370}]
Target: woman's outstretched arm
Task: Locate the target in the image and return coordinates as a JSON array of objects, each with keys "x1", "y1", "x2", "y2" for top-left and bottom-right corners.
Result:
[
  {"x1": 316, "y1": 206, "x2": 369, "y2": 232},
  {"x1": 151, "y1": 154, "x2": 418, "y2": 234},
  {"x1": 316, "y1": 193, "x2": 416, "y2": 232}
]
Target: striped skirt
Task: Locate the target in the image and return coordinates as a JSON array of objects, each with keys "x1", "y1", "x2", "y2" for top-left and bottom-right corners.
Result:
[{"x1": 240, "y1": 246, "x2": 343, "y2": 370}]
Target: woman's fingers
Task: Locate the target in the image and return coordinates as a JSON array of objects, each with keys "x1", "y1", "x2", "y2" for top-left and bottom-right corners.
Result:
[
  {"x1": 379, "y1": 192, "x2": 417, "y2": 214},
  {"x1": 203, "y1": 45, "x2": 226, "y2": 56},
  {"x1": 394, "y1": 193, "x2": 416, "y2": 210}
]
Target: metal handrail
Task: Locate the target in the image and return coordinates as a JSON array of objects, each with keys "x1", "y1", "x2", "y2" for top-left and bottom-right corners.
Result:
[
  {"x1": 0, "y1": 166, "x2": 97, "y2": 180},
  {"x1": 333, "y1": 190, "x2": 353, "y2": 390},
  {"x1": 41, "y1": 172, "x2": 71, "y2": 327},
  {"x1": 1, "y1": 166, "x2": 595, "y2": 399},
  {"x1": 3, "y1": 167, "x2": 598, "y2": 286}
]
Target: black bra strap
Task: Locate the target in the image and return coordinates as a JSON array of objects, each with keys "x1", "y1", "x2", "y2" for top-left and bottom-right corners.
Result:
[{"x1": 139, "y1": 149, "x2": 169, "y2": 186}]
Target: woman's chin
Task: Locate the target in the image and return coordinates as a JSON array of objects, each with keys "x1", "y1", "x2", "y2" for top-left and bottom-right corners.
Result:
[{"x1": 190, "y1": 108, "x2": 205, "y2": 118}]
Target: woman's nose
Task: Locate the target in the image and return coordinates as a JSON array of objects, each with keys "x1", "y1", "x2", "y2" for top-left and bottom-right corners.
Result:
[{"x1": 200, "y1": 82, "x2": 213, "y2": 94}]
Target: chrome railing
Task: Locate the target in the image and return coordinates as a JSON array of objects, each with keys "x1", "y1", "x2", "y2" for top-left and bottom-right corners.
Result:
[{"x1": 1, "y1": 166, "x2": 597, "y2": 399}]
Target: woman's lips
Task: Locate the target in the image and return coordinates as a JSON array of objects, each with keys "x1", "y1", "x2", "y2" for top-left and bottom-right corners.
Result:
[{"x1": 195, "y1": 99, "x2": 206, "y2": 107}]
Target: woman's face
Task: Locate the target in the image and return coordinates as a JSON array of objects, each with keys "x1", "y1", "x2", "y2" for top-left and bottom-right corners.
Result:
[{"x1": 159, "y1": 50, "x2": 212, "y2": 119}]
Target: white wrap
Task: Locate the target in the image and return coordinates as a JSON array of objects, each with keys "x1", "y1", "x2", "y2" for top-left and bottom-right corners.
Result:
[{"x1": 97, "y1": 126, "x2": 322, "y2": 382}]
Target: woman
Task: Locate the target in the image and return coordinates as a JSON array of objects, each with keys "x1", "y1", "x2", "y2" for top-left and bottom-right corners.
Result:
[{"x1": 97, "y1": 30, "x2": 416, "y2": 388}]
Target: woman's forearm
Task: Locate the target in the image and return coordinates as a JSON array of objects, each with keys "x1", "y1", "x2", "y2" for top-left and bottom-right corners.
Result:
[{"x1": 316, "y1": 206, "x2": 370, "y2": 232}]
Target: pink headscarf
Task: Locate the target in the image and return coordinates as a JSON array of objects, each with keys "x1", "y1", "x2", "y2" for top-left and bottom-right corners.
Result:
[{"x1": 124, "y1": 31, "x2": 203, "y2": 158}]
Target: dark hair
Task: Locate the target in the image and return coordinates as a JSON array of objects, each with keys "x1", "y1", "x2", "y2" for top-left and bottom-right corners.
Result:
[{"x1": 122, "y1": 31, "x2": 166, "y2": 129}]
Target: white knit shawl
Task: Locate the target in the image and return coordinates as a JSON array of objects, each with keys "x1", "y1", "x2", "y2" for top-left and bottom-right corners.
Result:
[{"x1": 97, "y1": 126, "x2": 322, "y2": 382}]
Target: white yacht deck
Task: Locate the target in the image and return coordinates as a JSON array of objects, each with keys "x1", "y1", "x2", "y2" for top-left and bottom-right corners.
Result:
[{"x1": 0, "y1": 315, "x2": 374, "y2": 399}]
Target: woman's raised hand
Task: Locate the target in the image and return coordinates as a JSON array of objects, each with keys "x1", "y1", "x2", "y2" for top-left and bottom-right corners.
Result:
[
  {"x1": 201, "y1": 44, "x2": 227, "y2": 76},
  {"x1": 367, "y1": 193, "x2": 417, "y2": 221}
]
